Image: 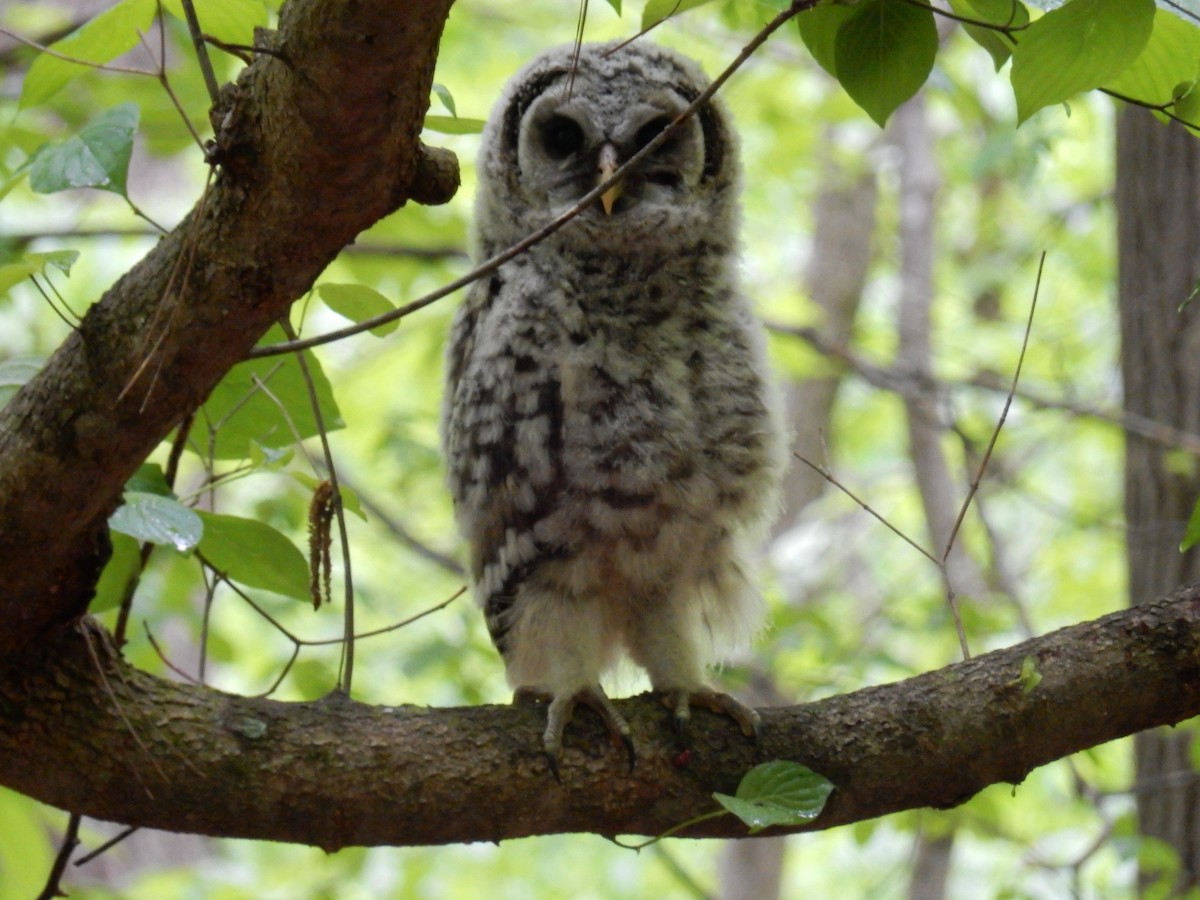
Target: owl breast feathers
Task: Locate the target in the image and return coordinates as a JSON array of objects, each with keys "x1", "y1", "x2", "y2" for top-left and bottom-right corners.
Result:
[{"x1": 441, "y1": 40, "x2": 784, "y2": 770}]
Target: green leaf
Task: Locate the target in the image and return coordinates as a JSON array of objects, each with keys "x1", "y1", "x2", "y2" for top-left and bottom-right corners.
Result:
[
  {"x1": 605, "y1": 0, "x2": 622, "y2": 12},
  {"x1": 1181, "y1": 494, "x2": 1200, "y2": 551},
  {"x1": 159, "y1": 0, "x2": 268, "y2": 45},
  {"x1": 0, "y1": 357, "x2": 43, "y2": 409},
  {"x1": 713, "y1": 761, "x2": 835, "y2": 833},
  {"x1": 292, "y1": 471, "x2": 368, "y2": 521},
  {"x1": 30, "y1": 103, "x2": 139, "y2": 196},
  {"x1": 0, "y1": 788, "x2": 56, "y2": 899},
  {"x1": 1176, "y1": 81, "x2": 1200, "y2": 131},
  {"x1": 1017, "y1": 654, "x2": 1043, "y2": 694},
  {"x1": 197, "y1": 324, "x2": 344, "y2": 460},
  {"x1": 833, "y1": 0, "x2": 938, "y2": 127},
  {"x1": 19, "y1": 0, "x2": 157, "y2": 109},
  {"x1": 0, "y1": 250, "x2": 81, "y2": 296},
  {"x1": 797, "y1": 3, "x2": 859, "y2": 78},
  {"x1": 91, "y1": 531, "x2": 142, "y2": 612},
  {"x1": 1011, "y1": 0, "x2": 1156, "y2": 124},
  {"x1": 948, "y1": 0, "x2": 1028, "y2": 71},
  {"x1": 431, "y1": 83, "x2": 458, "y2": 117},
  {"x1": 109, "y1": 491, "x2": 204, "y2": 552},
  {"x1": 196, "y1": 511, "x2": 310, "y2": 600},
  {"x1": 126, "y1": 462, "x2": 172, "y2": 496},
  {"x1": 422, "y1": 115, "x2": 486, "y2": 135},
  {"x1": 317, "y1": 283, "x2": 400, "y2": 336},
  {"x1": 641, "y1": 0, "x2": 717, "y2": 29},
  {"x1": 1104, "y1": 9, "x2": 1200, "y2": 109}
]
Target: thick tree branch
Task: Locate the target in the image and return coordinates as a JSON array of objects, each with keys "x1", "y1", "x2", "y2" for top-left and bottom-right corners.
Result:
[
  {"x1": 2, "y1": 584, "x2": 1198, "y2": 848},
  {"x1": 0, "y1": 0, "x2": 458, "y2": 657}
]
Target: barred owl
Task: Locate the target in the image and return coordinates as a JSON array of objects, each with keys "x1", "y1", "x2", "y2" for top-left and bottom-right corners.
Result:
[{"x1": 442, "y1": 40, "x2": 782, "y2": 775}]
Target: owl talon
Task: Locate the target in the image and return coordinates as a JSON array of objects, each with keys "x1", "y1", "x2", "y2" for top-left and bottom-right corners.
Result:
[
  {"x1": 661, "y1": 688, "x2": 760, "y2": 748},
  {"x1": 538, "y1": 685, "x2": 635, "y2": 778}
]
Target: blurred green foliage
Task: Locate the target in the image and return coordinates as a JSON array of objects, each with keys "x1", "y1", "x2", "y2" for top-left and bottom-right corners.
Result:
[{"x1": 1, "y1": 0, "x2": 1190, "y2": 896}]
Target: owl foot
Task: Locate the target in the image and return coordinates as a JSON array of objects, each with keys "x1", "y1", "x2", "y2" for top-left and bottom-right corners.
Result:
[
  {"x1": 516, "y1": 685, "x2": 636, "y2": 780},
  {"x1": 660, "y1": 687, "x2": 761, "y2": 750}
]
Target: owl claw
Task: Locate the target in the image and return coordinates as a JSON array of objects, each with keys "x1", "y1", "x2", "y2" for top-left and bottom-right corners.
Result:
[
  {"x1": 536, "y1": 685, "x2": 635, "y2": 779},
  {"x1": 660, "y1": 688, "x2": 761, "y2": 749}
]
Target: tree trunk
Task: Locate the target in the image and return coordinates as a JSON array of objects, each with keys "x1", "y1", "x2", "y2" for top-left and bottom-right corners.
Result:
[{"x1": 1116, "y1": 104, "x2": 1200, "y2": 895}]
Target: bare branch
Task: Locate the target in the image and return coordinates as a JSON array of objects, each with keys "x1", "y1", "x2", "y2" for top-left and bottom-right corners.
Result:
[{"x1": 2, "y1": 585, "x2": 1198, "y2": 848}]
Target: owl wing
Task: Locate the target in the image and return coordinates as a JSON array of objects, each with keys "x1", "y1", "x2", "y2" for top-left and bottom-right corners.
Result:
[{"x1": 443, "y1": 272, "x2": 567, "y2": 654}]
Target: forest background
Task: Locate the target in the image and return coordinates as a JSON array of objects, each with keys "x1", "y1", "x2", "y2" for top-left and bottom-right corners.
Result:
[{"x1": 3, "y1": 0, "x2": 1200, "y2": 897}]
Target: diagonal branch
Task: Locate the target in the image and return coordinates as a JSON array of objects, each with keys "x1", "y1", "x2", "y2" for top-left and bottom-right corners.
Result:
[
  {"x1": 2, "y1": 584, "x2": 1198, "y2": 848},
  {"x1": 0, "y1": 0, "x2": 458, "y2": 658}
]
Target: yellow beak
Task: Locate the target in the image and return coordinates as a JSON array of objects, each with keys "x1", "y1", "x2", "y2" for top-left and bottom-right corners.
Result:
[{"x1": 597, "y1": 143, "x2": 622, "y2": 215}]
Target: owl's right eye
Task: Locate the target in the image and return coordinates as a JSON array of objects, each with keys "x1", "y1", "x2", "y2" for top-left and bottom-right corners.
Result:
[{"x1": 540, "y1": 116, "x2": 585, "y2": 159}]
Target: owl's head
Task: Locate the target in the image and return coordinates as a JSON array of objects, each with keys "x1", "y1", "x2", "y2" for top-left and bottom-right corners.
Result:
[{"x1": 474, "y1": 41, "x2": 739, "y2": 256}]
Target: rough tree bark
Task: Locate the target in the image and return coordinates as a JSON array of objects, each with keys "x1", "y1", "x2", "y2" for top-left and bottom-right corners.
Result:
[
  {"x1": 0, "y1": 0, "x2": 458, "y2": 658},
  {"x1": 1117, "y1": 105, "x2": 1200, "y2": 893},
  {"x1": 2, "y1": 587, "x2": 1200, "y2": 847}
]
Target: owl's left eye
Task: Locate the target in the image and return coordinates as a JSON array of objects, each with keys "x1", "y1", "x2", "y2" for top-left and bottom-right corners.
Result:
[
  {"x1": 541, "y1": 116, "x2": 585, "y2": 159},
  {"x1": 634, "y1": 116, "x2": 673, "y2": 153}
]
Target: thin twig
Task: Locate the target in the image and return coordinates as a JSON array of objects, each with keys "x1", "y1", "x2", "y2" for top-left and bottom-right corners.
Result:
[
  {"x1": 0, "y1": 26, "x2": 152, "y2": 76},
  {"x1": 28, "y1": 274, "x2": 78, "y2": 329},
  {"x1": 73, "y1": 826, "x2": 139, "y2": 867},
  {"x1": 941, "y1": 252, "x2": 1043, "y2": 563},
  {"x1": 277, "y1": 318, "x2": 357, "y2": 694},
  {"x1": 767, "y1": 320, "x2": 1200, "y2": 456},
  {"x1": 37, "y1": 813, "x2": 81, "y2": 900},
  {"x1": 143, "y1": 622, "x2": 204, "y2": 685},
  {"x1": 79, "y1": 626, "x2": 163, "y2": 792},
  {"x1": 792, "y1": 452, "x2": 942, "y2": 568},
  {"x1": 179, "y1": 0, "x2": 220, "y2": 104},
  {"x1": 137, "y1": 17, "x2": 208, "y2": 154},
  {"x1": 332, "y1": 467, "x2": 465, "y2": 576},
  {"x1": 114, "y1": 413, "x2": 194, "y2": 647},
  {"x1": 899, "y1": 0, "x2": 1026, "y2": 37}
]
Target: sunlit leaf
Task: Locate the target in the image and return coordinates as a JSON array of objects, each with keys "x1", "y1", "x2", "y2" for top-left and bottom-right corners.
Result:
[
  {"x1": 109, "y1": 491, "x2": 204, "y2": 552},
  {"x1": 91, "y1": 531, "x2": 142, "y2": 612},
  {"x1": 197, "y1": 324, "x2": 344, "y2": 461},
  {"x1": 423, "y1": 115, "x2": 486, "y2": 135},
  {"x1": 292, "y1": 471, "x2": 367, "y2": 521},
  {"x1": 159, "y1": 0, "x2": 268, "y2": 45},
  {"x1": 317, "y1": 282, "x2": 400, "y2": 336},
  {"x1": 432, "y1": 83, "x2": 458, "y2": 117},
  {"x1": 30, "y1": 103, "x2": 139, "y2": 196},
  {"x1": 19, "y1": 0, "x2": 157, "y2": 108},
  {"x1": 1012, "y1": 0, "x2": 1155, "y2": 124},
  {"x1": 948, "y1": 0, "x2": 1028, "y2": 71},
  {"x1": 796, "y1": 3, "x2": 858, "y2": 78},
  {"x1": 1018, "y1": 655, "x2": 1043, "y2": 694},
  {"x1": 641, "y1": 0, "x2": 717, "y2": 29},
  {"x1": 1104, "y1": 9, "x2": 1200, "y2": 110},
  {"x1": 833, "y1": 0, "x2": 938, "y2": 127},
  {"x1": 196, "y1": 511, "x2": 310, "y2": 601},
  {"x1": 1181, "y1": 495, "x2": 1200, "y2": 551},
  {"x1": 1176, "y1": 81, "x2": 1200, "y2": 131},
  {"x1": 714, "y1": 761, "x2": 835, "y2": 833},
  {"x1": 126, "y1": 462, "x2": 172, "y2": 496},
  {"x1": 0, "y1": 250, "x2": 80, "y2": 296}
]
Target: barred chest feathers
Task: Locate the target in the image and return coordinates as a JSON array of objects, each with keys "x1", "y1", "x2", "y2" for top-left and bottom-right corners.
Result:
[{"x1": 441, "y1": 39, "x2": 783, "y2": 774}]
